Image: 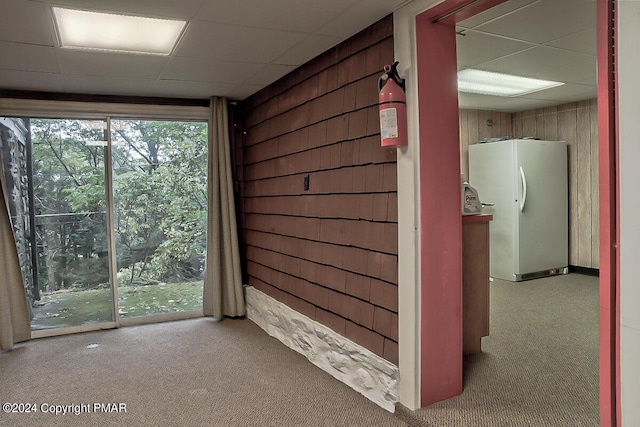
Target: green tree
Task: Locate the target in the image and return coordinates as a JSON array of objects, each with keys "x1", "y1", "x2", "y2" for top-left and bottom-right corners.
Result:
[
  {"x1": 111, "y1": 120, "x2": 207, "y2": 285},
  {"x1": 31, "y1": 119, "x2": 109, "y2": 292},
  {"x1": 28, "y1": 118, "x2": 208, "y2": 294}
]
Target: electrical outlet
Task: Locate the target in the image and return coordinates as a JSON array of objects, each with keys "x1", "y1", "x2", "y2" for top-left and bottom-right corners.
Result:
[{"x1": 303, "y1": 174, "x2": 310, "y2": 191}]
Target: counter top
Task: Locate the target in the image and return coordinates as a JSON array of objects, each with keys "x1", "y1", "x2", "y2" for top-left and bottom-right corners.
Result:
[
  {"x1": 462, "y1": 212, "x2": 491, "y2": 355},
  {"x1": 462, "y1": 214, "x2": 493, "y2": 223}
]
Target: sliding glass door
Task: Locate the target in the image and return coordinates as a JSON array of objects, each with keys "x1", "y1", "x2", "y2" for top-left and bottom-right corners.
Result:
[
  {"x1": 111, "y1": 119, "x2": 207, "y2": 319},
  {"x1": 1, "y1": 118, "x2": 114, "y2": 330},
  {"x1": 1, "y1": 116, "x2": 207, "y2": 333}
]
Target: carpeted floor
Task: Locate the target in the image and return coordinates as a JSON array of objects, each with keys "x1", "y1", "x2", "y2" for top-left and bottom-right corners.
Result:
[
  {"x1": 401, "y1": 273, "x2": 599, "y2": 427},
  {"x1": 0, "y1": 317, "x2": 406, "y2": 427},
  {"x1": 1, "y1": 273, "x2": 599, "y2": 427}
]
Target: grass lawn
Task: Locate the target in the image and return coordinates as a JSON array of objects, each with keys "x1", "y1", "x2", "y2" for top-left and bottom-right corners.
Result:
[{"x1": 31, "y1": 281, "x2": 203, "y2": 330}]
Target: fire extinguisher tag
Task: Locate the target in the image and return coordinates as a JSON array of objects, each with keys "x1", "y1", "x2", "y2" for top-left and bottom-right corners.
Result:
[{"x1": 380, "y1": 108, "x2": 399, "y2": 138}]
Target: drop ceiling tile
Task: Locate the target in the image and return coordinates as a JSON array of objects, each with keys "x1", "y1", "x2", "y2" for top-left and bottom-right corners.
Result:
[
  {"x1": 475, "y1": 0, "x2": 596, "y2": 44},
  {"x1": 244, "y1": 64, "x2": 298, "y2": 86},
  {"x1": 195, "y1": 0, "x2": 358, "y2": 33},
  {"x1": 175, "y1": 21, "x2": 304, "y2": 63},
  {"x1": 0, "y1": 41, "x2": 59, "y2": 73},
  {"x1": 457, "y1": 0, "x2": 538, "y2": 29},
  {"x1": 556, "y1": 89, "x2": 597, "y2": 104},
  {"x1": 57, "y1": 50, "x2": 168, "y2": 79},
  {"x1": 530, "y1": 56, "x2": 596, "y2": 85},
  {"x1": 275, "y1": 34, "x2": 342, "y2": 66},
  {"x1": 0, "y1": 0, "x2": 594, "y2": 107},
  {"x1": 62, "y1": 75, "x2": 155, "y2": 97},
  {"x1": 161, "y1": 57, "x2": 264, "y2": 84},
  {"x1": 477, "y1": 46, "x2": 591, "y2": 81},
  {"x1": 456, "y1": 30, "x2": 535, "y2": 68},
  {"x1": 317, "y1": 0, "x2": 405, "y2": 38},
  {"x1": 458, "y1": 92, "x2": 558, "y2": 113},
  {"x1": 575, "y1": 75, "x2": 597, "y2": 87},
  {"x1": 546, "y1": 27, "x2": 596, "y2": 55},
  {"x1": 0, "y1": 0, "x2": 55, "y2": 46},
  {"x1": 224, "y1": 84, "x2": 264, "y2": 101},
  {"x1": 50, "y1": 0, "x2": 205, "y2": 20},
  {"x1": 0, "y1": 69, "x2": 64, "y2": 92},
  {"x1": 521, "y1": 82, "x2": 596, "y2": 101},
  {"x1": 153, "y1": 79, "x2": 236, "y2": 99}
]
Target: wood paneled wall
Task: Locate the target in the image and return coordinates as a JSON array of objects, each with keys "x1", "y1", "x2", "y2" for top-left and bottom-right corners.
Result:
[
  {"x1": 459, "y1": 109, "x2": 512, "y2": 179},
  {"x1": 459, "y1": 101, "x2": 600, "y2": 269},
  {"x1": 236, "y1": 16, "x2": 399, "y2": 363}
]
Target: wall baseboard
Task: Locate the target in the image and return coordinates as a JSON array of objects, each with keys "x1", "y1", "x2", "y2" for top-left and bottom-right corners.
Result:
[
  {"x1": 568, "y1": 266, "x2": 600, "y2": 277},
  {"x1": 245, "y1": 286, "x2": 399, "y2": 412}
]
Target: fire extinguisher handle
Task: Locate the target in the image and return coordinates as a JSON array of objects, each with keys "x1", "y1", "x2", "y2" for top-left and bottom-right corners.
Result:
[
  {"x1": 378, "y1": 74, "x2": 389, "y2": 92},
  {"x1": 380, "y1": 61, "x2": 405, "y2": 93}
]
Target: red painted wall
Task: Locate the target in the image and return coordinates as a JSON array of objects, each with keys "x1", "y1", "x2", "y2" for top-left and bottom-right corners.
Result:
[
  {"x1": 596, "y1": 0, "x2": 619, "y2": 425},
  {"x1": 414, "y1": 0, "x2": 508, "y2": 408},
  {"x1": 415, "y1": 13, "x2": 463, "y2": 405}
]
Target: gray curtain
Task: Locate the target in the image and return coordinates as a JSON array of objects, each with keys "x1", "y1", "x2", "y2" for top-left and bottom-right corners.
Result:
[
  {"x1": 0, "y1": 154, "x2": 31, "y2": 351},
  {"x1": 203, "y1": 97, "x2": 245, "y2": 318}
]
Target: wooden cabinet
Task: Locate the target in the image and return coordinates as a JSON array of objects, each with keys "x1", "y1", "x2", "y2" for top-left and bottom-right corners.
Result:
[{"x1": 462, "y1": 214, "x2": 492, "y2": 354}]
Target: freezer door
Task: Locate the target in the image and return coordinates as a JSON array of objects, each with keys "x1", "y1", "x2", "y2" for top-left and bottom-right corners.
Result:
[
  {"x1": 514, "y1": 140, "x2": 568, "y2": 274},
  {"x1": 469, "y1": 141, "x2": 517, "y2": 281}
]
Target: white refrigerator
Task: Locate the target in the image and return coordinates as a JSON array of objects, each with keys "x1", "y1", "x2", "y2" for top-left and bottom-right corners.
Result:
[{"x1": 468, "y1": 139, "x2": 568, "y2": 281}]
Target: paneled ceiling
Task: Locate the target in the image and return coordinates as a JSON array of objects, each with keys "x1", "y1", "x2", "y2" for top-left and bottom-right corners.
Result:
[
  {"x1": 0, "y1": 0, "x2": 410, "y2": 101},
  {"x1": 0, "y1": 0, "x2": 596, "y2": 111},
  {"x1": 456, "y1": 0, "x2": 596, "y2": 111}
]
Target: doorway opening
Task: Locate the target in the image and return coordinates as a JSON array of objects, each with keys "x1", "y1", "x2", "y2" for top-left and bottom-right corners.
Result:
[
  {"x1": 401, "y1": 0, "x2": 616, "y2": 425},
  {"x1": 456, "y1": 5, "x2": 599, "y2": 424}
]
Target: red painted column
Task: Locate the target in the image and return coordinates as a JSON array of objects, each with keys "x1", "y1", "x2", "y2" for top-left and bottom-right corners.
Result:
[
  {"x1": 596, "y1": 0, "x2": 620, "y2": 426},
  {"x1": 415, "y1": 13, "x2": 463, "y2": 406}
]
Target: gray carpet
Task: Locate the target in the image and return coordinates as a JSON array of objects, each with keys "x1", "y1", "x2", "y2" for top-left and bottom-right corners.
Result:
[
  {"x1": 1, "y1": 273, "x2": 599, "y2": 426},
  {"x1": 401, "y1": 273, "x2": 599, "y2": 427},
  {"x1": 0, "y1": 318, "x2": 406, "y2": 426}
]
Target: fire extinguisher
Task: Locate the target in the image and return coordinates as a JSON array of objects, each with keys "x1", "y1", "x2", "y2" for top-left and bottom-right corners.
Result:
[{"x1": 378, "y1": 62, "x2": 407, "y2": 148}]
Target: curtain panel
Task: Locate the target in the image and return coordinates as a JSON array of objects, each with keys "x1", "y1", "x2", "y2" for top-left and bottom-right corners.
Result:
[
  {"x1": 203, "y1": 97, "x2": 245, "y2": 318},
  {"x1": 0, "y1": 152, "x2": 31, "y2": 351}
]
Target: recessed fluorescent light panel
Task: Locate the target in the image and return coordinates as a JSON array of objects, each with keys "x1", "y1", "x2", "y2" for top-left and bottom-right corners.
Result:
[
  {"x1": 457, "y1": 69, "x2": 564, "y2": 97},
  {"x1": 52, "y1": 7, "x2": 187, "y2": 55}
]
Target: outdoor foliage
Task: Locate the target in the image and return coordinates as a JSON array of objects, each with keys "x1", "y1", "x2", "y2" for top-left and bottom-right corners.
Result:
[{"x1": 29, "y1": 118, "x2": 208, "y2": 298}]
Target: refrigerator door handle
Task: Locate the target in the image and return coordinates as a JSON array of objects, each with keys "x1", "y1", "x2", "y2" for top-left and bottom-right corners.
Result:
[{"x1": 519, "y1": 166, "x2": 527, "y2": 212}]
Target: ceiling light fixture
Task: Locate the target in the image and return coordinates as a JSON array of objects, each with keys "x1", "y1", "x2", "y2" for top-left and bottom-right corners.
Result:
[
  {"x1": 457, "y1": 69, "x2": 564, "y2": 97},
  {"x1": 52, "y1": 7, "x2": 187, "y2": 56}
]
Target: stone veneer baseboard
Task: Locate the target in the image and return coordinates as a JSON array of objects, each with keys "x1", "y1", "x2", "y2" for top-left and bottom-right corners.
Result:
[{"x1": 245, "y1": 286, "x2": 399, "y2": 412}]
